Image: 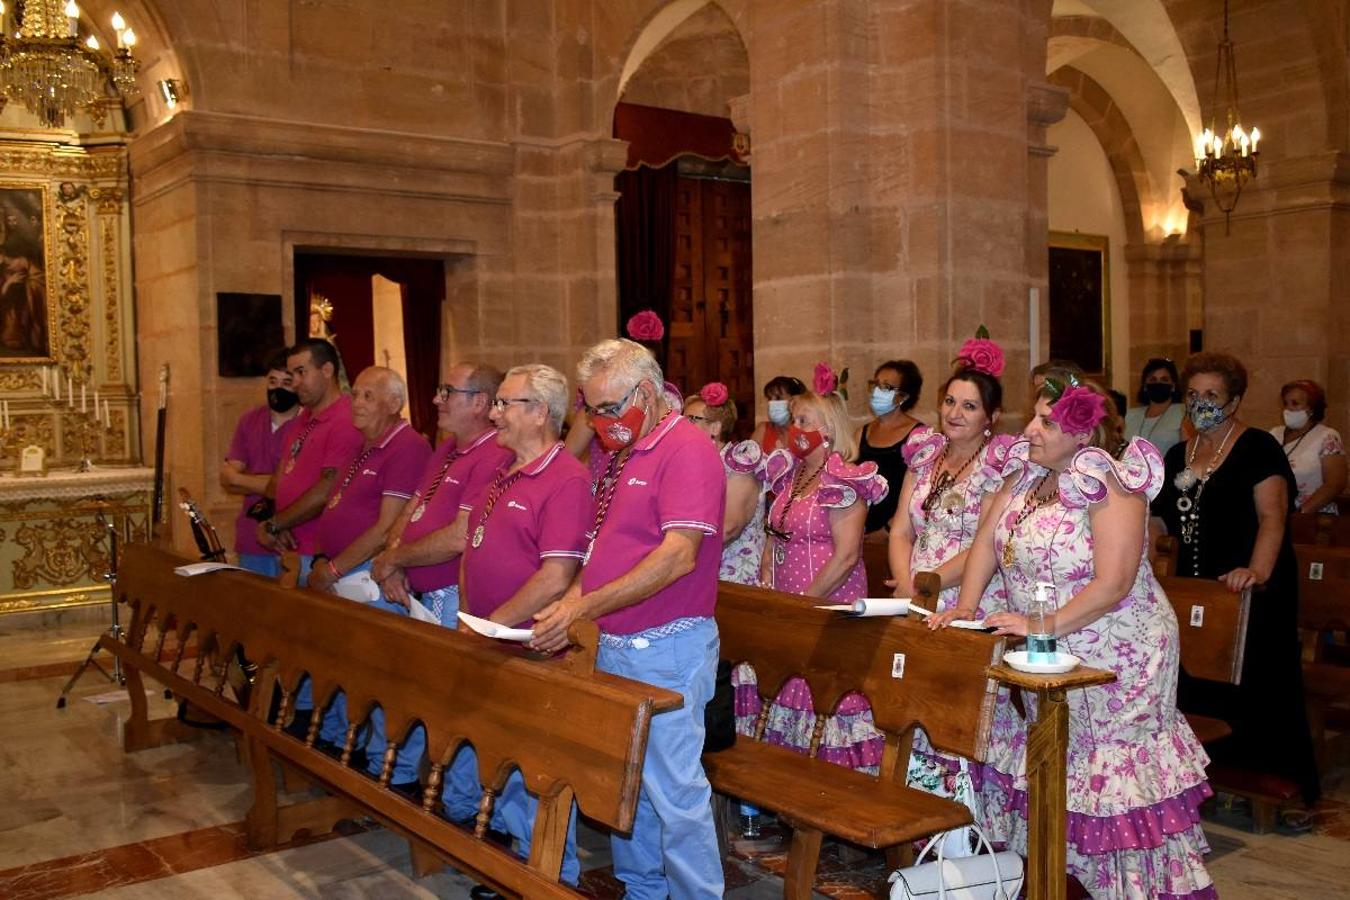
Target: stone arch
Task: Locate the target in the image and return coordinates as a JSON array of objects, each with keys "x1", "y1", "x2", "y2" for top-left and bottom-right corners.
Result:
[
  {"x1": 597, "y1": 0, "x2": 750, "y2": 132},
  {"x1": 1048, "y1": 66, "x2": 1150, "y2": 246}
]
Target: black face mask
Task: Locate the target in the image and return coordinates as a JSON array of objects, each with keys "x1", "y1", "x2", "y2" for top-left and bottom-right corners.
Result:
[
  {"x1": 267, "y1": 387, "x2": 299, "y2": 413},
  {"x1": 1144, "y1": 382, "x2": 1174, "y2": 404}
]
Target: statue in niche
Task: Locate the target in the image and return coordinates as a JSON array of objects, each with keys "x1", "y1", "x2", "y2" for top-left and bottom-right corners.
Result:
[
  {"x1": 307, "y1": 293, "x2": 349, "y2": 389},
  {"x1": 0, "y1": 187, "x2": 49, "y2": 360}
]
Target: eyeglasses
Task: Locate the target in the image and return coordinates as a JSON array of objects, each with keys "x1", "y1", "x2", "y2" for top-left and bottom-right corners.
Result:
[
  {"x1": 436, "y1": 384, "x2": 480, "y2": 401},
  {"x1": 684, "y1": 414, "x2": 709, "y2": 424},
  {"x1": 490, "y1": 397, "x2": 538, "y2": 410},
  {"x1": 867, "y1": 379, "x2": 902, "y2": 392},
  {"x1": 582, "y1": 383, "x2": 640, "y2": 419}
]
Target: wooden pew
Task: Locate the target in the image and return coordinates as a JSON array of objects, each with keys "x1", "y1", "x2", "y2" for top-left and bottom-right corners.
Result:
[
  {"x1": 862, "y1": 533, "x2": 892, "y2": 598},
  {"x1": 709, "y1": 581, "x2": 1112, "y2": 900},
  {"x1": 104, "y1": 545, "x2": 681, "y2": 898},
  {"x1": 1292, "y1": 543, "x2": 1350, "y2": 767},
  {"x1": 1289, "y1": 512, "x2": 1350, "y2": 547}
]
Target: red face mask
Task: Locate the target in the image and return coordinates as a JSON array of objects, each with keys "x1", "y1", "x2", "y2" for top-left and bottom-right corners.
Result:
[
  {"x1": 786, "y1": 425, "x2": 824, "y2": 459},
  {"x1": 592, "y1": 393, "x2": 647, "y2": 452}
]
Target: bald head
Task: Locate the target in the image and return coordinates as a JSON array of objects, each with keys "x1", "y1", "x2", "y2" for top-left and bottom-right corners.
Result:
[{"x1": 351, "y1": 366, "x2": 406, "y2": 440}]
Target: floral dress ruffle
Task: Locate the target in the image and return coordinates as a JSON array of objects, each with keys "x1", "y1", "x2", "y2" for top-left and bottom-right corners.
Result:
[
  {"x1": 719, "y1": 440, "x2": 767, "y2": 585},
  {"x1": 981, "y1": 437, "x2": 1215, "y2": 899},
  {"x1": 904, "y1": 432, "x2": 1016, "y2": 615},
  {"x1": 733, "y1": 450, "x2": 889, "y2": 772}
]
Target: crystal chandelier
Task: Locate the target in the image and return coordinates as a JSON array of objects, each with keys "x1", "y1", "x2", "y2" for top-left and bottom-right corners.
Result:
[
  {"x1": 0, "y1": 1, "x2": 139, "y2": 129},
  {"x1": 1192, "y1": 0, "x2": 1260, "y2": 234}
]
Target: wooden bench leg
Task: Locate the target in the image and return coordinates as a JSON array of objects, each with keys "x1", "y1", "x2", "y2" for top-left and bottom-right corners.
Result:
[
  {"x1": 712, "y1": 792, "x2": 737, "y2": 860},
  {"x1": 527, "y1": 785, "x2": 576, "y2": 880},
  {"x1": 245, "y1": 734, "x2": 281, "y2": 849},
  {"x1": 1025, "y1": 688, "x2": 1069, "y2": 900},
  {"x1": 121, "y1": 658, "x2": 203, "y2": 752},
  {"x1": 1251, "y1": 799, "x2": 1277, "y2": 834},
  {"x1": 409, "y1": 841, "x2": 445, "y2": 878},
  {"x1": 783, "y1": 826, "x2": 823, "y2": 900}
]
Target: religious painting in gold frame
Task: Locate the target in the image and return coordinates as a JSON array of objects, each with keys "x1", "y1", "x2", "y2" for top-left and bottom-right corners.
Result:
[
  {"x1": 1047, "y1": 231, "x2": 1110, "y2": 383},
  {"x1": 0, "y1": 183, "x2": 56, "y2": 364}
]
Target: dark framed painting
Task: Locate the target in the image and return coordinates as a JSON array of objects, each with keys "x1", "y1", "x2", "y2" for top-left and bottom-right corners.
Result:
[
  {"x1": 0, "y1": 185, "x2": 53, "y2": 363},
  {"x1": 1048, "y1": 232, "x2": 1110, "y2": 381},
  {"x1": 217, "y1": 292, "x2": 285, "y2": 377}
]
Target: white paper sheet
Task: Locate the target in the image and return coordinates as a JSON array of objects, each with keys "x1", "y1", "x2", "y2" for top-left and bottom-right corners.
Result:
[
  {"x1": 174, "y1": 562, "x2": 244, "y2": 577},
  {"x1": 332, "y1": 570, "x2": 382, "y2": 603},
  {"x1": 457, "y1": 611, "x2": 533, "y2": 642},
  {"x1": 817, "y1": 597, "x2": 911, "y2": 617},
  {"x1": 409, "y1": 598, "x2": 440, "y2": 624}
]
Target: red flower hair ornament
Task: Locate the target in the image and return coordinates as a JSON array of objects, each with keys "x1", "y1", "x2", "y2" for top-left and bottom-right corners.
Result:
[
  {"x1": 1049, "y1": 384, "x2": 1108, "y2": 436},
  {"x1": 625, "y1": 310, "x2": 665, "y2": 342},
  {"x1": 699, "y1": 382, "x2": 729, "y2": 406}
]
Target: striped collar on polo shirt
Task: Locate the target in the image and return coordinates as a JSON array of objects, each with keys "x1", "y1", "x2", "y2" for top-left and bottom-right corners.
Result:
[
  {"x1": 518, "y1": 441, "x2": 566, "y2": 477},
  {"x1": 460, "y1": 427, "x2": 499, "y2": 455},
  {"x1": 632, "y1": 411, "x2": 681, "y2": 454},
  {"x1": 366, "y1": 419, "x2": 411, "y2": 450}
]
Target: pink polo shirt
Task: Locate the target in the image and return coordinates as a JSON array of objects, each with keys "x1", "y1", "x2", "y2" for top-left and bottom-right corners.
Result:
[
  {"x1": 401, "y1": 428, "x2": 514, "y2": 592},
  {"x1": 226, "y1": 404, "x2": 289, "y2": 556},
  {"x1": 315, "y1": 420, "x2": 431, "y2": 559},
  {"x1": 274, "y1": 395, "x2": 365, "y2": 555},
  {"x1": 461, "y1": 443, "x2": 594, "y2": 626},
  {"x1": 582, "y1": 413, "x2": 726, "y2": 635}
]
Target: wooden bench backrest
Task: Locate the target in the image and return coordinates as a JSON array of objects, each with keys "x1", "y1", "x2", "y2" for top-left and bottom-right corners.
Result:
[
  {"x1": 114, "y1": 544, "x2": 676, "y2": 833},
  {"x1": 863, "y1": 537, "x2": 891, "y2": 598},
  {"x1": 715, "y1": 581, "x2": 1005, "y2": 762},
  {"x1": 1289, "y1": 512, "x2": 1350, "y2": 548},
  {"x1": 1153, "y1": 535, "x2": 1179, "y2": 578},
  {"x1": 1157, "y1": 575, "x2": 1250, "y2": 685},
  {"x1": 1293, "y1": 543, "x2": 1350, "y2": 632}
]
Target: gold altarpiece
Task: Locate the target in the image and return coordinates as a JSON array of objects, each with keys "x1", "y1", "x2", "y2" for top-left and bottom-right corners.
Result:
[{"x1": 0, "y1": 139, "x2": 150, "y2": 616}]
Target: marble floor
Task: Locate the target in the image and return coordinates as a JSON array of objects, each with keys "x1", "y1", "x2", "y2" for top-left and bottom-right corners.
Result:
[{"x1": 1, "y1": 615, "x2": 1348, "y2": 899}]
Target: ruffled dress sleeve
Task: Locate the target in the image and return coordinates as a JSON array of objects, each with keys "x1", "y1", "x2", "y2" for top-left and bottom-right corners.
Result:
[
  {"x1": 1061, "y1": 437, "x2": 1165, "y2": 508},
  {"x1": 1000, "y1": 438, "x2": 1037, "y2": 490},
  {"x1": 817, "y1": 452, "x2": 890, "y2": 509},
  {"x1": 969, "y1": 432, "x2": 1018, "y2": 495},
  {"x1": 902, "y1": 430, "x2": 946, "y2": 471},
  {"x1": 760, "y1": 447, "x2": 797, "y2": 495},
  {"x1": 722, "y1": 439, "x2": 764, "y2": 477}
]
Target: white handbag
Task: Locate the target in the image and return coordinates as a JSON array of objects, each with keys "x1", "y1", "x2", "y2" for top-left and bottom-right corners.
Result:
[{"x1": 886, "y1": 824, "x2": 1024, "y2": 900}]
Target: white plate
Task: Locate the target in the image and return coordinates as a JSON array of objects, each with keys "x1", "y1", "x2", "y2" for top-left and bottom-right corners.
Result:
[{"x1": 1003, "y1": 650, "x2": 1081, "y2": 674}]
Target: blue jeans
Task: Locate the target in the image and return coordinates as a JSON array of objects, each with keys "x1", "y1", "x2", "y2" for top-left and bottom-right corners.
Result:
[
  {"x1": 237, "y1": 553, "x2": 282, "y2": 578},
  {"x1": 293, "y1": 555, "x2": 318, "y2": 712},
  {"x1": 421, "y1": 584, "x2": 460, "y2": 627},
  {"x1": 443, "y1": 745, "x2": 580, "y2": 884},
  {"x1": 598, "y1": 618, "x2": 722, "y2": 900}
]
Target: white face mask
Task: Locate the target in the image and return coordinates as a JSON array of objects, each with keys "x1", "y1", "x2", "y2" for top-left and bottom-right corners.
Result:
[
  {"x1": 767, "y1": 399, "x2": 791, "y2": 426},
  {"x1": 1283, "y1": 408, "x2": 1310, "y2": 431}
]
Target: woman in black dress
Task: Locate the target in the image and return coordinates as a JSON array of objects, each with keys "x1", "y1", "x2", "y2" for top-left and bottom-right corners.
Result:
[
  {"x1": 1151, "y1": 352, "x2": 1320, "y2": 808},
  {"x1": 856, "y1": 359, "x2": 926, "y2": 533}
]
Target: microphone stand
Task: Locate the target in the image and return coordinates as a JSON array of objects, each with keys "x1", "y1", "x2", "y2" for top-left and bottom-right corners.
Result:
[{"x1": 55, "y1": 510, "x2": 125, "y2": 708}]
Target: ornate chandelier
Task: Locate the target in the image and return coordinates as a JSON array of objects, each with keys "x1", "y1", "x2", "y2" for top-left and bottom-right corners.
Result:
[
  {"x1": 0, "y1": 1, "x2": 139, "y2": 129},
  {"x1": 1192, "y1": 0, "x2": 1260, "y2": 233}
]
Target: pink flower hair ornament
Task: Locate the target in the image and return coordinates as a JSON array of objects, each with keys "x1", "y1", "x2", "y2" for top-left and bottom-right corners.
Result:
[
  {"x1": 699, "y1": 382, "x2": 729, "y2": 406},
  {"x1": 1049, "y1": 384, "x2": 1108, "y2": 436},
  {"x1": 813, "y1": 362, "x2": 850, "y2": 400},
  {"x1": 625, "y1": 309, "x2": 665, "y2": 342},
  {"x1": 953, "y1": 337, "x2": 1006, "y2": 378}
]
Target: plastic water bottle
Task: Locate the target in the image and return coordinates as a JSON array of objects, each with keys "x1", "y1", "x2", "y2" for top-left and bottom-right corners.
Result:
[
  {"x1": 1027, "y1": 582, "x2": 1058, "y2": 664},
  {"x1": 740, "y1": 802, "x2": 762, "y2": 838}
]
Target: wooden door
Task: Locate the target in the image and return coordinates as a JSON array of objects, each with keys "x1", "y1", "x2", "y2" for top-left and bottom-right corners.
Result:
[{"x1": 668, "y1": 176, "x2": 755, "y2": 437}]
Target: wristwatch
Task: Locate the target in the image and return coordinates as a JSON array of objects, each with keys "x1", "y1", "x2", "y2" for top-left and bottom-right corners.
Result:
[{"x1": 264, "y1": 519, "x2": 282, "y2": 537}]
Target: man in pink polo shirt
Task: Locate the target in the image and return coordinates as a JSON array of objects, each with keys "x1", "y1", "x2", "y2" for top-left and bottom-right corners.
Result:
[
  {"x1": 371, "y1": 362, "x2": 511, "y2": 626},
  {"x1": 305, "y1": 366, "x2": 430, "y2": 790},
  {"x1": 220, "y1": 348, "x2": 299, "y2": 577},
  {"x1": 533, "y1": 339, "x2": 725, "y2": 900},
  {"x1": 256, "y1": 338, "x2": 363, "y2": 580},
  {"x1": 445, "y1": 363, "x2": 593, "y2": 889}
]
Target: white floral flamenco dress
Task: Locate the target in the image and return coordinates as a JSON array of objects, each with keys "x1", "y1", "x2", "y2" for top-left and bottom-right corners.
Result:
[
  {"x1": 901, "y1": 432, "x2": 1016, "y2": 842},
  {"x1": 981, "y1": 438, "x2": 1215, "y2": 899},
  {"x1": 719, "y1": 440, "x2": 767, "y2": 585}
]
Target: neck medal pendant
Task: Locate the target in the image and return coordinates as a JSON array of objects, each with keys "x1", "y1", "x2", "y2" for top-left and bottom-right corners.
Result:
[
  {"x1": 327, "y1": 492, "x2": 341, "y2": 510},
  {"x1": 284, "y1": 457, "x2": 296, "y2": 474},
  {"x1": 410, "y1": 502, "x2": 426, "y2": 523},
  {"x1": 774, "y1": 540, "x2": 787, "y2": 566},
  {"x1": 470, "y1": 524, "x2": 485, "y2": 548},
  {"x1": 1001, "y1": 540, "x2": 1015, "y2": 568}
]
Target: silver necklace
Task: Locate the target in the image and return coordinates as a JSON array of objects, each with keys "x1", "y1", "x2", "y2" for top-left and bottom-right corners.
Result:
[{"x1": 1174, "y1": 421, "x2": 1237, "y2": 575}]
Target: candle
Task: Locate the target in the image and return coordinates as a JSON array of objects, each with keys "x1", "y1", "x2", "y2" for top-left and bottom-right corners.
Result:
[
  {"x1": 40, "y1": 366, "x2": 47, "y2": 393},
  {"x1": 103, "y1": 398, "x2": 111, "y2": 428},
  {"x1": 81, "y1": 382, "x2": 87, "y2": 413},
  {"x1": 64, "y1": 0, "x2": 79, "y2": 36},
  {"x1": 94, "y1": 388, "x2": 99, "y2": 412},
  {"x1": 66, "y1": 373, "x2": 73, "y2": 406}
]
